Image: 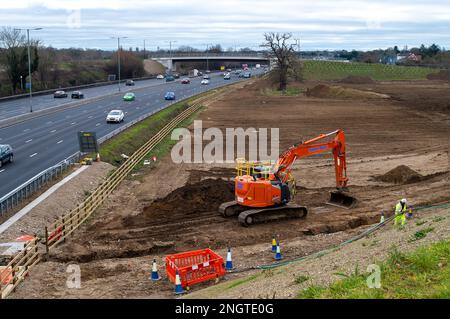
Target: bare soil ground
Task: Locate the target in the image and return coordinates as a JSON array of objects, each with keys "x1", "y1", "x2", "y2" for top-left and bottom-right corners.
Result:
[
  {"x1": 0, "y1": 162, "x2": 113, "y2": 243},
  {"x1": 10, "y1": 77, "x2": 450, "y2": 298}
]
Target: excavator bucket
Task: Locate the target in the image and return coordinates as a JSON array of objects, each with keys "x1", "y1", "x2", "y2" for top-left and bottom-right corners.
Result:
[{"x1": 327, "y1": 190, "x2": 357, "y2": 209}]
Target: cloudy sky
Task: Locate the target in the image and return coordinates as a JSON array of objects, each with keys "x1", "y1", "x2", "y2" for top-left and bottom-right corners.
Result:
[{"x1": 1, "y1": 0, "x2": 449, "y2": 51}]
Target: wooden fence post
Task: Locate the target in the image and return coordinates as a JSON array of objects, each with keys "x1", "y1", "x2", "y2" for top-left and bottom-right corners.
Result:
[{"x1": 44, "y1": 227, "x2": 49, "y2": 256}]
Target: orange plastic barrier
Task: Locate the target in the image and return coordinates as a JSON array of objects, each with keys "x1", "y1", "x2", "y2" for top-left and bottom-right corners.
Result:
[
  {"x1": 0, "y1": 266, "x2": 12, "y2": 285},
  {"x1": 165, "y1": 248, "x2": 225, "y2": 288},
  {"x1": 48, "y1": 226, "x2": 63, "y2": 242}
]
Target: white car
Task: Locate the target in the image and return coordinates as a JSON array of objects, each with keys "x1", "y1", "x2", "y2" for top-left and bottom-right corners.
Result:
[
  {"x1": 106, "y1": 110, "x2": 124, "y2": 123},
  {"x1": 156, "y1": 74, "x2": 164, "y2": 79},
  {"x1": 200, "y1": 79, "x2": 209, "y2": 85}
]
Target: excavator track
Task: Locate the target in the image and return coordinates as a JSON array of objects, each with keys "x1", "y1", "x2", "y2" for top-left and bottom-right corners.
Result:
[
  {"x1": 219, "y1": 201, "x2": 248, "y2": 217},
  {"x1": 237, "y1": 204, "x2": 308, "y2": 227}
]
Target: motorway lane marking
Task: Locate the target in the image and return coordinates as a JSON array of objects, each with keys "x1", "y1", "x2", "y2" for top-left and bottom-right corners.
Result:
[
  {"x1": 23, "y1": 128, "x2": 30, "y2": 132},
  {"x1": 96, "y1": 123, "x2": 101, "y2": 126},
  {"x1": 88, "y1": 115, "x2": 93, "y2": 119},
  {"x1": 57, "y1": 140, "x2": 63, "y2": 144},
  {"x1": 25, "y1": 139, "x2": 32, "y2": 143},
  {"x1": 46, "y1": 121, "x2": 53, "y2": 124},
  {"x1": 0, "y1": 169, "x2": 4, "y2": 173},
  {"x1": 30, "y1": 153, "x2": 37, "y2": 158},
  {"x1": 71, "y1": 122, "x2": 76, "y2": 125},
  {"x1": 50, "y1": 129, "x2": 56, "y2": 133}
]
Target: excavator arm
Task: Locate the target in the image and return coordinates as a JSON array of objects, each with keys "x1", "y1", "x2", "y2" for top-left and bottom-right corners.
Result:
[{"x1": 274, "y1": 129, "x2": 348, "y2": 188}]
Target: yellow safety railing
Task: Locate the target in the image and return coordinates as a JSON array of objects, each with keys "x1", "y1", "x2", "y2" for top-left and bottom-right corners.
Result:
[{"x1": 236, "y1": 158, "x2": 274, "y2": 180}]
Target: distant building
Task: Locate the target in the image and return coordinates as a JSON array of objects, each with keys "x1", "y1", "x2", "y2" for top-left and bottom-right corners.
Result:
[
  {"x1": 407, "y1": 53, "x2": 422, "y2": 62},
  {"x1": 396, "y1": 53, "x2": 422, "y2": 63}
]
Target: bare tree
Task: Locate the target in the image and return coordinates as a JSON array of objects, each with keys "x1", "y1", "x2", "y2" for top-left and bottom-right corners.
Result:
[
  {"x1": 0, "y1": 27, "x2": 39, "y2": 93},
  {"x1": 262, "y1": 32, "x2": 296, "y2": 90}
]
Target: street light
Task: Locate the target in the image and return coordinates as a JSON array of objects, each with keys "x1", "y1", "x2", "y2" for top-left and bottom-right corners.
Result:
[
  {"x1": 111, "y1": 36, "x2": 128, "y2": 92},
  {"x1": 202, "y1": 43, "x2": 213, "y2": 72},
  {"x1": 14, "y1": 27, "x2": 42, "y2": 113},
  {"x1": 167, "y1": 40, "x2": 177, "y2": 72},
  {"x1": 143, "y1": 39, "x2": 147, "y2": 59},
  {"x1": 294, "y1": 38, "x2": 301, "y2": 58}
]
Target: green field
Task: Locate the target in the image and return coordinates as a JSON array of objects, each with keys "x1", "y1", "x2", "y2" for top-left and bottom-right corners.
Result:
[
  {"x1": 302, "y1": 60, "x2": 438, "y2": 81},
  {"x1": 298, "y1": 239, "x2": 450, "y2": 299}
]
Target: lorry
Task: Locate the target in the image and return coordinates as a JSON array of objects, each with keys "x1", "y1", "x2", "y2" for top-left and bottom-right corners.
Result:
[{"x1": 188, "y1": 69, "x2": 199, "y2": 77}]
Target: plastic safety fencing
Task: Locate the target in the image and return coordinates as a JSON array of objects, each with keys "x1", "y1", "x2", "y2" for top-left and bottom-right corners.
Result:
[
  {"x1": 0, "y1": 152, "x2": 83, "y2": 216},
  {"x1": 0, "y1": 237, "x2": 40, "y2": 299},
  {"x1": 44, "y1": 92, "x2": 218, "y2": 252},
  {"x1": 166, "y1": 249, "x2": 226, "y2": 288}
]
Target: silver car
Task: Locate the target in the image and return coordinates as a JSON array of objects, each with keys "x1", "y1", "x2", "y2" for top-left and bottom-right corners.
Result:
[{"x1": 106, "y1": 110, "x2": 124, "y2": 123}]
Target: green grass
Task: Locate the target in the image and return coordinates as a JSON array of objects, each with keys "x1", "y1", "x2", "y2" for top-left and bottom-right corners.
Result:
[
  {"x1": 98, "y1": 94, "x2": 207, "y2": 166},
  {"x1": 225, "y1": 274, "x2": 259, "y2": 290},
  {"x1": 410, "y1": 227, "x2": 435, "y2": 242},
  {"x1": 126, "y1": 108, "x2": 202, "y2": 179},
  {"x1": 294, "y1": 275, "x2": 310, "y2": 284},
  {"x1": 302, "y1": 61, "x2": 438, "y2": 81},
  {"x1": 297, "y1": 239, "x2": 450, "y2": 299}
]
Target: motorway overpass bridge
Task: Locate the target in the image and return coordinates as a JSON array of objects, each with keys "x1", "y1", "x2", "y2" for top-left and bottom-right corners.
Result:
[{"x1": 151, "y1": 52, "x2": 271, "y2": 71}]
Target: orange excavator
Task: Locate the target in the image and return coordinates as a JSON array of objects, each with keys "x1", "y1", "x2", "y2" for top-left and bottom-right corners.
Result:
[{"x1": 219, "y1": 129, "x2": 357, "y2": 226}]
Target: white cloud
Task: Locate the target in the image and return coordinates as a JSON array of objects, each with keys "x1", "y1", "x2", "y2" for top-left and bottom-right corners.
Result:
[{"x1": 1, "y1": 0, "x2": 449, "y2": 49}]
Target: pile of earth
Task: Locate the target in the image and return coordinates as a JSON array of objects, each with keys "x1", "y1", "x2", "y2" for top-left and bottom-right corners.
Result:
[
  {"x1": 306, "y1": 84, "x2": 389, "y2": 99},
  {"x1": 122, "y1": 178, "x2": 235, "y2": 227},
  {"x1": 374, "y1": 165, "x2": 423, "y2": 184},
  {"x1": 427, "y1": 70, "x2": 450, "y2": 82},
  {"x1": 339, "y1": 75, "x2": 375, "y2": 84}
]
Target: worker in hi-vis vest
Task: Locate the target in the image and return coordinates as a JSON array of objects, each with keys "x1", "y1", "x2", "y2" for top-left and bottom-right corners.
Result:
[{"x1": 394, "y1": 198, "x2": 407, "y2": 227}]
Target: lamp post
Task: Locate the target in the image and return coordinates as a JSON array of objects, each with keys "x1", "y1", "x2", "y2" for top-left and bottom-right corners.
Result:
[
  {"x1": 111, "y1": 36, "x2": 128, "y2": 92},
  {"x1": 14, "y1": 27, "x2": 42, "y2": 113},
  {"x1": 294, "y1": 38, "x2": 301, "y2": 58},
  {"x1": 204, "y1": 43, "x2": 213, "y2": 72},
  {"x1": 143, "y1": 39, "x2": 146, "y2": 59},
  {"x1": 168, "y1": 40, "x2": 177, "y2": 72}
]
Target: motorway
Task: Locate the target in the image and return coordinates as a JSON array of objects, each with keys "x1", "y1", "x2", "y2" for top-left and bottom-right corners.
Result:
[
  {"x1": 0, "y1": 70, "x2": 264, "y2": 199},
  {"x1": 0, "y1": 77, "x2": 182, "y2": 120}
]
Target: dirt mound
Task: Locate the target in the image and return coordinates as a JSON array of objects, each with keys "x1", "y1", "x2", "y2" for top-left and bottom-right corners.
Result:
[
  {"x1": 143, "y1": 59, "x2": 165, "y2": 75},
  {"x1": 306, "y1": 84, "x2": 389, "y2": 99},
  {"x1": 339, "y1": 75, "x2": 375, "y2": 84},
  {"x1": 123, "y1": 178, "x2": 235, "y2": 227},
  {"x1": 427, "y1": 70, "x2": 450, "y2": 82},
  {"x1": 374, "y1": 165, "x2": 423, "y2": 184}
]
